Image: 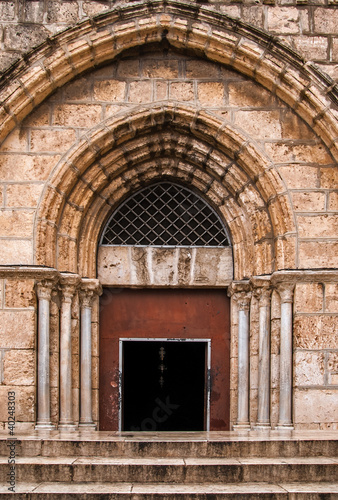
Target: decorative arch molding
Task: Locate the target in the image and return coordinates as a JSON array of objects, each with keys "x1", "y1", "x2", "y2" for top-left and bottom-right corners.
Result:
[
  {"x1": 0, "y1": 0, "x2": 337, "y2": 162},
  {"x1": 35, "y1": 103, "x2": 296, "y2": 279}
]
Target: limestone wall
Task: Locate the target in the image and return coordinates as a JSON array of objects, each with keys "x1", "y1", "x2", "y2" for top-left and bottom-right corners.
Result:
[
  {"x1": 0, "y1": 0, "x2": 337, "y2": 81},
  {"x1": 0, "y1": 1, "x2": 336, "y2": 431}
]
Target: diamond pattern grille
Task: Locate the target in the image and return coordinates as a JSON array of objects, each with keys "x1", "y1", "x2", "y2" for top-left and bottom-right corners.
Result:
[{"x1": 101, "y1": 182, "x2": 230, "y2": 247}]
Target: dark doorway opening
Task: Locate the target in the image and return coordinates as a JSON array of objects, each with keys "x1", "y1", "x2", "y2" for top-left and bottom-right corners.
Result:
[{"x1": 122, "y1": 340, "x2": 207, "y2": 431}]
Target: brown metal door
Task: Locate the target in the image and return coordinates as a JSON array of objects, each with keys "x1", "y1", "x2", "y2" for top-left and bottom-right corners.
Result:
[{"x1": 99, "y1": 288, "x2": 230, "y2": 431}]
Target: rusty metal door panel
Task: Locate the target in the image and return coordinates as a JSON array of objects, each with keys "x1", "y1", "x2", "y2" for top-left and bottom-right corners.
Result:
[{"x1": 99, "y1": 288, "x2": 230, "y2": 431}]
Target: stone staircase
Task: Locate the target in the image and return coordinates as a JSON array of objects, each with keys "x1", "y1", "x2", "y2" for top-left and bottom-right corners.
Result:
[{"x1": 0, "y1": 431, "x2": 337, "y2": 498}]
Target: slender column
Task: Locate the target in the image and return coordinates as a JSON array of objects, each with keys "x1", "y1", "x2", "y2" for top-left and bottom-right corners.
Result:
[
  {"x1": 229, "y1": 283, "x2": 251, "y2": 430},
  {"x1": 254, "y1": 284, "x2": 272, "y2": 429},
  {"x1": 79, "y1": 279, "x2": 102, "y2": 429},
  {"x1": 276, "y1": 283, "x2": 295, "y2": 429},
  {"x1": 35, "y1": 280, "x2": 56, "y2": 430},
  {"x1": 59, "y1": 275, "x2": 80, "y2": 430}
]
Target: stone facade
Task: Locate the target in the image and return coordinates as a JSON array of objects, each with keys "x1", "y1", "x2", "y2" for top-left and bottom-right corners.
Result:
[{"x1": 0, "y1": 0, "x2": 337, "y2": 431}]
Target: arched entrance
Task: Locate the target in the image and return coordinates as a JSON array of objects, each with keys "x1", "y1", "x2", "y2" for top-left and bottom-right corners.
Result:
[{"x1": 97, "y1": 181, "x2": 233, "y2": 431}]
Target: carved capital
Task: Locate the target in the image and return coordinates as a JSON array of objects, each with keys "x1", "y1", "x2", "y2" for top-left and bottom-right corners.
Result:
[
  {"x1": 277, "y1": 282, "x2": 294, "y2": 303},
  {"x1": 79, "y1": 279, "x2": 102, "y2": 308},
  {"x1": 36, "y1": 279, "x2": 56, "y2": 301},
  {"x1": 251, "y1": 278, "x2": 272, "y2": 308},
  {"x1": 59, "y1": 274, "x2": 80, "y2": 303},
  {"x1": 228, "y1": 281, "x2": 251, "y2": 310}
]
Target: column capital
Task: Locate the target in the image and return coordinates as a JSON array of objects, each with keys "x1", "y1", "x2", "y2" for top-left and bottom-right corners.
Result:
[
  {"x1": 59, "y1": 274, "x2": 81, "y2": 303},
  {"x1": 228, "y1": 282, "x2": 251, "y2": 310},
  {"x1": 36, "y1": 279, "x2": 57, "y2": 301},
  {"x1": 251, "y1": 278, "x2": 272, "y2": 307},
  {"x1": 276, "y1": 282, "x2": 294, "y2": 303},
  {"x1": 79, "y1": 279, "x2": 102, "y2": 308}
]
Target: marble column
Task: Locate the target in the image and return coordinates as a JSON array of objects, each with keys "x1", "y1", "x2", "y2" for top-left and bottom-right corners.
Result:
[
  {"x1": 276, "y1": 282, "x2": 295, "y2": 429},
  {"x1": 59, "y1": 274, "x2": 80, "y2": 430},
  {"x1": 35, "y1": 279, "x2": 56, "y2": 430},
  {"x1": 230, "y1": 283, "x2": 251, "y2": 430},
  {"x1": 254, "y1": 283, "x2": 272, "y2": 429},
  {"x1": 79, "y1": 279, "x2": 102, "y2": 429}
]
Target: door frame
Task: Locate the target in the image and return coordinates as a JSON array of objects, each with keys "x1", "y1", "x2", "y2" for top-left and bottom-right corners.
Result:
[{"x1": 118, "y1": 337, "x2": 212, "y2": 431}]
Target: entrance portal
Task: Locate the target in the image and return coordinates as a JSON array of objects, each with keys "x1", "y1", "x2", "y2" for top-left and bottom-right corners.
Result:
[
  {"x1": 122, "y1": 340, "x2": 208, "y2": 431},
  {"x1": 99, "y1": 289, "x2": 230, "y2": 431}
]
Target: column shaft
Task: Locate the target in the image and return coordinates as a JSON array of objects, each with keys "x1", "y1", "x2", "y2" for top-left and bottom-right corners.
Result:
[
  {"x1": 238, "y1": 306, "x2": 250, "y2": 425},
  {"x1": 277, "y1": 283, "x2": 294, "y2": 429},
  {"x1": 36, "y1": 281, "x2": 55, "y2": 430},
  {"x1": 59, "y1": 276, "x2": 79, "y2": 430},
  {"x1": 257, "y1": 290, "x2": 271, "y2": 427}
]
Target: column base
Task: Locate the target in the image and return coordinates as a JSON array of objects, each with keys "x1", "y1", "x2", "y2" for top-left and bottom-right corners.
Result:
[
  {"x1": 275, "y1": 423, "x2": 294, "y2": 430},
  {"x1": 58, "y1": 423, "x2": 78, "y2": 431},
  {"x1": 78, "y1": 422, "x2": 97, "y2": 430},
  {"x1": 35, "y1": 422, "x2": 56, "y2": 431},
  {"x1": 252, "y1": 423, "x2": 271, "y2": 431},
  {"x1": 233, "y1": 423, "x2": 251, "y2": 431}
]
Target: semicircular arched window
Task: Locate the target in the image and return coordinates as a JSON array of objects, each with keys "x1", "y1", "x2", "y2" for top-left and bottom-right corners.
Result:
[{"x1": 100, "y1": 182, "x2": 230, "y2": 247}]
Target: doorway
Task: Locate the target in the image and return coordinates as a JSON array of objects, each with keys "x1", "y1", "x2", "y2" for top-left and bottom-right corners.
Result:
[
  {"x1": 99, "y1": 288, "x2": 230, "y2": 431},
  {"x1": 121, "y1": 339, "x2": 210, "y2": 431}
]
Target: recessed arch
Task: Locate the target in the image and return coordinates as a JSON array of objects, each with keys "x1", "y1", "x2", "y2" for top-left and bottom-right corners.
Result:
[{"x1": 34, "y1": 103, "x2": 296, "y2": 279}]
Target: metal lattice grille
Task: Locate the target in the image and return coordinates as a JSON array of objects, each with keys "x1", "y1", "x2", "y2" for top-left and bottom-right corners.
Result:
[{"x1": 100, "y1": 182, "x2": 230, "y2": 247}]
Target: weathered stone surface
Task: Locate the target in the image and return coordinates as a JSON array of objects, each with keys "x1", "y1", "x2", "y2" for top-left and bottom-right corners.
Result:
[
  {"x1": 98, "y1": 246, "x2": 233, "y2": 286},
  {"x1": 294, "y1": 315, "x2": 338, "y2": 350},
  {"x1": 1, "y1": 128, "x2": 28, "y2": 153},
  {"x1": 329, "y1": 192, "x2": 338, "y2": 211},
  {"x1": 0, "y1": 311, "x2": 35, "y2": 348},
  {"x1": 53, "y1": 104, "x2": 102, "y2": 128},
  {"x1": 0, "y1": 210, "x2": 34, "y2": 237},
  {"x1": 325, "y1": 283, "x2": 338, "y2": 313},
  {"x1": 297, "y1": 215, "x2": 338, "y2": 239},
  {"x1": 229, "y1": 81, "x2": 271, "y2": 107},
  {"x1": 198, "y1": 82, "x2": 224, "y2": 106},
  {"x1": 46, "y1": 0, "x2": 79, "y2": 23},
  {"x1": 170, "y1": 82, "x2": 194, "y2": 102},
  {"x1": 267, "y1": 7, "x2": 302, "y2": 34},
  {"x1": 94, "y1": 80, "x2": 126, "y2": 102},
  {"x1": 6, "y1": 183, "x2": 43, "y2": 208},
  {"x1": 320, "y1": 167, "x2": 338, "y2": 188},
  {"x1": 0, "y1": 240, "x2": 32, "y2": 265},
  {"x1": 3, "y1": 349, "x2": 35, "y2": 385},
  {"x1": 97, "y1": 246, "x2": 131, "y2": 285},
  {"x1": 143, "y1": 60, "x2": 178, "y2": 78},
  {"x1": 294, "y1": 283, "x2": 323, "y2": 313},
  {"x1": 313, "y1": 7, "x2": 338, "y2": 34},
  {"x1": 294, "y1": 352, "x2": 325, "y2": 386},
  {"x1": 294, "y1": 389, "x2": 338, "y2": 423},
  {"x1": 30, "y1": 129, "x2": 76, "y2": 152},
  {"x1": 4, "y1": 24, "x2": 48, "y2": 51},
  {"x1": 299, "y1": 241, "x2": 338, "y2": 268},
  {"x1": 129, "y1": 81, "x2": 153, "y2": 104},
  {"x1": 291, "y1": 192, "x2": 326, "y2": 212},
  {"x1": 5, "y1": 279, "x2": 36, "y2": 308},
  {"x1": 152, "y1": 248, "x2": 176, "y2": 285},
  {"x1": 235, "y1": 111, "x2": 281, "y2": 139},
  {"x1": 0, "y1": 154, "x2": 59, "y2": 181}
]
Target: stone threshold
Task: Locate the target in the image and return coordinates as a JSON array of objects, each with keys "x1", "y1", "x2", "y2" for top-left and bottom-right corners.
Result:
[{"x1": 1, "y1": 481, "x2": 338, "y2": 496}]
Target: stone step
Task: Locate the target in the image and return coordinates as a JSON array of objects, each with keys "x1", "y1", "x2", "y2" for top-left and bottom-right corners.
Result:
[
  {"x1": 1, "y1": 432, "x2": 337, "y2": 458},
  {"x1": 1, "y1": 456, "x2": 337, "y2": 483},
  {"x1": 1, "y1": 481, "x2": 338, "y2": 499}
]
